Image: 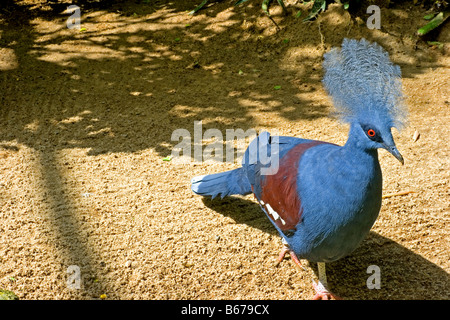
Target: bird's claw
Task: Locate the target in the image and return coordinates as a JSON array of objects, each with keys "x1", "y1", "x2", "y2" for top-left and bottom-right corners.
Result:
[
  {"x1": 275, "y1": 247, "x2": 289, "y2": 266},
  {"x1": 275, "y1": 246, "x2": 304, "y2": 269},
  {"x1": 312, "y1": 281, "x2": 341, "y2": 300}
]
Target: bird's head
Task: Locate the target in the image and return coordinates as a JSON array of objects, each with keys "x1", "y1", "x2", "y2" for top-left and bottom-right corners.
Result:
[
  {"x1": 322, "y1": 38, "x2": 407, "y2": 164},
  {"x1": 354, "y1": 115, "x2": 404, "y2": 164}
]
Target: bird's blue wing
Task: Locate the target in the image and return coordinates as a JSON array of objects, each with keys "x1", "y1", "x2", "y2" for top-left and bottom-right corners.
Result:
[
  {"x1": 242, "y1": 132, "x2": 331, "y2": 235},
  {"x1": 241, "y1": 132, "x2": 310, "y2": 195}
]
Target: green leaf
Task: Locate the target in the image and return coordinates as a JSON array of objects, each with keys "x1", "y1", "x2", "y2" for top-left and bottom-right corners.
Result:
[
  {"x1": 234, "y1": 0, "x2": 251, "y2": 5},
  {"x1": 417, "y1": 12, "x2": 448, "y2": 36},
  {"x1": 262, "y1": 0, "x2": 271, "y2": 16},
  {"x1": 238, "y1": 0, "x2": 285, "y2": 15},
  {"x1": 423, "y1": 13, "x2": 436, "y2": 20},
  {"x1": 274, "y1": 85, "x2": 281, "y2": 90},
  {"x1": 162, "y1": 155, "x2": 173, "y2": 161},
  {"x1": 303, "y1": 0, "x2": 326, "y2": 21},
  {"x1": 189, "y1": 0, "x2": 209, "y2": 15},
  {"x1": 427, "y1": 41, "x2": 444, "y2": 49},
  {"x1": 295, "y1": 10, "x2": 302, "y2": 18},
  {"x1": 0, "y1": 289, "x2": 19, "y2": 300}
]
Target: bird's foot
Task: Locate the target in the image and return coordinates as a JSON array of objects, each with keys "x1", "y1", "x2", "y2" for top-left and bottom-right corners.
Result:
[
  {"x1": 275, "y1": 247, "x2": 289, "y2": 266},
  {"x1": 276, "y1": 247, "x2": 341, "y2": 300},
  {"x1": 312, "y1": 281, "x2": 341, "y2": 300},
  {"x1": 275, "y1": 246, "x2": 304, "y2": 269}
]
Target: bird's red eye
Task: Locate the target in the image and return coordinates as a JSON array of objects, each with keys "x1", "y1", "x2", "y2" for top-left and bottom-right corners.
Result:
[{"x1": 367, "y1": 129, "x2": 376, "y2": 137}]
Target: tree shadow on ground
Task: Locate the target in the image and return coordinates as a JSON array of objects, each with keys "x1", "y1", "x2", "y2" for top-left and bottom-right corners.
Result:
[{"x1": 1, "y1": 0, "x2": 446, "y2": 157}]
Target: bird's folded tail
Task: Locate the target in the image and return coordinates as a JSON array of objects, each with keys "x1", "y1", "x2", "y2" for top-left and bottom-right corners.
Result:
[{"x1": 191, "y1": 168, "x2": 252, "y2": 199}]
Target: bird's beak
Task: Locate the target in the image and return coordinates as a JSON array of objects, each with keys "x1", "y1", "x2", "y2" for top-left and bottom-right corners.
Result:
[{"x1": 383, "y1": 144, "x2": 404, "y2": 165}]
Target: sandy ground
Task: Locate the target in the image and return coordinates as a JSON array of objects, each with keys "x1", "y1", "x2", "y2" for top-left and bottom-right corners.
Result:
[{"x1": 0, "y1": 0, "x2": 449, "y2": 300}]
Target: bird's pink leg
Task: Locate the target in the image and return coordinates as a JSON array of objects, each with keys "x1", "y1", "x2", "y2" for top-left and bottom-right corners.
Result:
[
  {"x1": 312, "y1": 262, "x2": 341, "y2": 300},
  {"x1": 275, "y1": 246, "x2": 290, "y2": 266},
  {"x1": 276, "y1": 246, "x2": 304, "y2": 268},
  {"x1": 276, "y1": 247, "x2": 341, "y2": 300}
]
